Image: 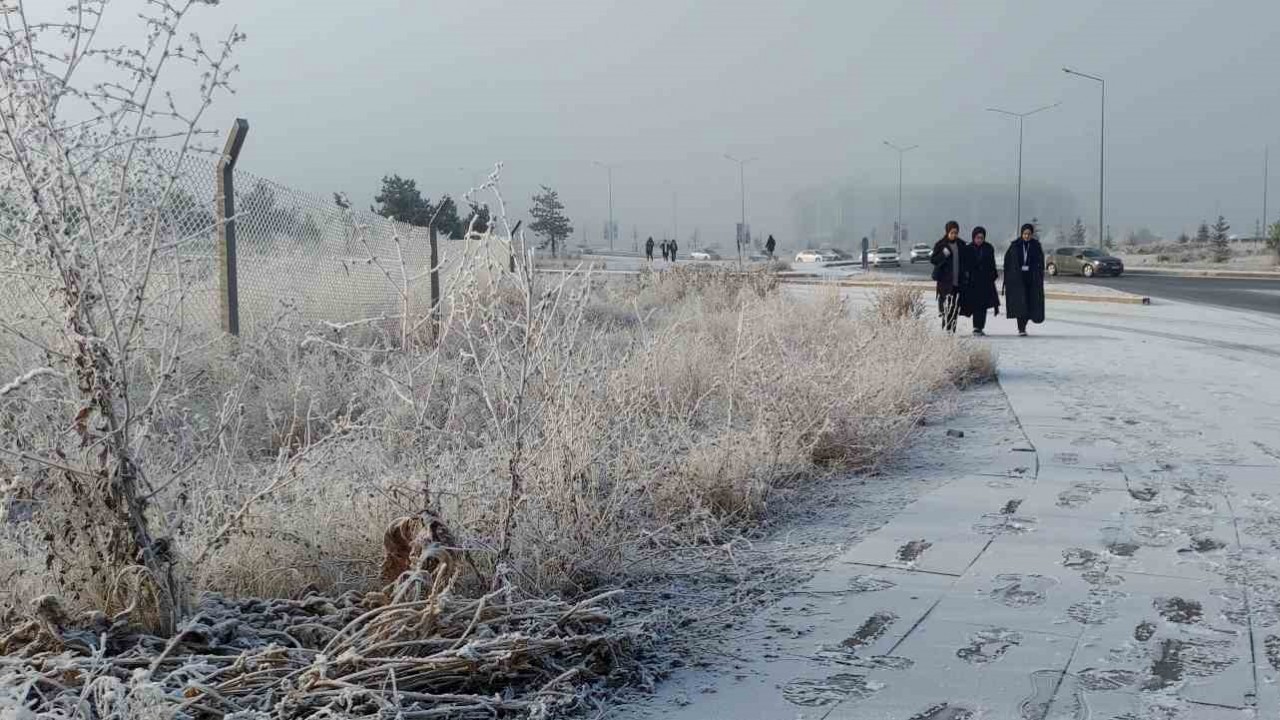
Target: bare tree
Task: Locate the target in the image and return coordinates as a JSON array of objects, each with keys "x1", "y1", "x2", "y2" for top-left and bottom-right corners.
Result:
[{"x1": 0, "y1": 0, "x2": 243, "y2": 631}]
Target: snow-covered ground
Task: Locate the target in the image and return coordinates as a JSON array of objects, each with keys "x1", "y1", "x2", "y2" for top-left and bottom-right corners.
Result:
[{"x1": 616, "y1": 293, "x2": 1280, "y2": 719}]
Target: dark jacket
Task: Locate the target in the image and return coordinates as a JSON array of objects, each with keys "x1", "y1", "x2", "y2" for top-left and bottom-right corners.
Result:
[
  {"x1": 669, "y1": 240, "x2": 678, "y2": 257},
  {"x1": 1003, "y1": 239, "x2": 1046, "y2": 323},
  {"x1": 645, "y1": 237, "x2": 655, "y2": 252},
  {"x1": 964, "y1": 241, "x2": 1000, "y2": 314},
  {"x1": 765, "y1": 235, "x2": 776, "y2": 253},
  {"x1": 930, "y1": 237, "x2": 969, "y2": 295}
]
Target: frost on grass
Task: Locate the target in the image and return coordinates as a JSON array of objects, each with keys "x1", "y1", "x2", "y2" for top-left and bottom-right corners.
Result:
[{"x1": 0, "y1": 1, "x2": 997, "y2": 716}]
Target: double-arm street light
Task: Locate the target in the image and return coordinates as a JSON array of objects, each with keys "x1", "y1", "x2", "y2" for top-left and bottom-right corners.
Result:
[
  {"x1": 882, "y1": 141, "x2": 918, "y2": 252},
  {"x1": 724, "y1": 153, "x2": 757, "y2": 267},
  {"x1": 1063, "y1": 67, "x2": 1105, "y2": 249},
  {"x1": 592, "y1": 160, "x2": 617, "y2": 250},
  {"x1": 986, "y1": 102, "x2": 1060, "y2": 235}
]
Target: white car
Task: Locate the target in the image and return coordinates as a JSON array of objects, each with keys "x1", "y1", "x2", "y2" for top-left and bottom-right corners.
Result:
[
  {"x1": 794, "y1": 250, "x2": 831, "y2": 263},
  {"x1": 690, "y1": 250, "x2": 721, "y2": 261},
  {"x1": 868, "y1": 246, "x2": 901, "y2": 267},
  {"x1": 908, "y1": 244, "x2": 931, "y2": 263}
]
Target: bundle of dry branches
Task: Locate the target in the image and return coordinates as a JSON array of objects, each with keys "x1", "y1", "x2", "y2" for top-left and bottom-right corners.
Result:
[{"x1": 0, "y1": 516, "x2": 645, "y2": 719}]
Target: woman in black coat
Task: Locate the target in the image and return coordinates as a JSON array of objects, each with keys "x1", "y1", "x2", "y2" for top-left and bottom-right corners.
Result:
[
  {"x1": 645, "y1": 236, "x2": 655, "y2": 262},
  {"x1": 964, "y1": 226, "x2": 999, "y2": 336},
  {"x1": 1003, "y1": 223, "x2": 1046, "y2": 336},
  {"x1": 930, "y1": 220, "x2": 967, "y2": 333}
]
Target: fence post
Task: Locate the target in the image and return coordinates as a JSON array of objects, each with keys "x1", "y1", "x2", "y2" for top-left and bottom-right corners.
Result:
[
  {"x1": 429, "y1": 225, "x2": 441, "y2": 342},
  {"x1": 215, "y1": 118, "x2": 249, "y2": 336}
]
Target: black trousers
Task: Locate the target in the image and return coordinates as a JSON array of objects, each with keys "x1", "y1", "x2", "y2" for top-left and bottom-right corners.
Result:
[
  {"x1": 1017, "y1": 317, "x2": 1029, "y2": 333},
  {"x1": 972, "y1": 308, "x2": 987, "y2": 331},
  {"x1": 938, "y1": 290, "x2": 961, "y2": 333}
]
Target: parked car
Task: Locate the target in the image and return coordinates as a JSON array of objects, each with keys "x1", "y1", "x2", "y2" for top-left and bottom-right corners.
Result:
[
  {"x1": 818, "y1": 247, "x2": 853, "y2": 261},
  {"x1": 690, "y1": 250, "x2": 721, "y2": 261},
  {"x1": 908, "y1": 243, "x2": 931, "y2": 263},
  {"x1": 867, "y1": 246, "x2": 901, "y2": 267},
  {"x1": 795, "y1": 249, "x2": 832, "y2": 263},
  {"x1": 1046, "y1": 246, "x2": 1124, "y2": 277}
]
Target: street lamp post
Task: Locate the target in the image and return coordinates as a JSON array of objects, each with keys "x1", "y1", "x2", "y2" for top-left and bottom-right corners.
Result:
[
  {"x1": 882, "y1": 141, "x2": 918, "y2": 252},
  {"x1": 1063, "y1": 67, "x2": 1105, "y2": 249},
  {"x1": 986, "y1": 102, "x2": 1060, "y2": 236},
  {"x1": 592, "y1": 161, "x2": 617, "y2": 251},
  {"x1": 724, "y1": 153, "x2": 757, "y2": 268}
]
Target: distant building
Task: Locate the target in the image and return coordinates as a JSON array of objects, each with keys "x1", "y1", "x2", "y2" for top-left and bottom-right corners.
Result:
[{"x1": 791, "y1": 182, "x2": 1080, "y2": 251}]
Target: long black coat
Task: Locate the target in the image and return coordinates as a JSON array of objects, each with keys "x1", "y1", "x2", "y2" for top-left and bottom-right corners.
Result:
[
  {"x1": 930, "y1": 238, "x2": 969, "y2": 295},
  {"x1": 1003, "y1": 239, "x2": 1046, "y2": 323},
  {"x1": 964, "y1": 241, "x2": 1000, "y2": 315}
]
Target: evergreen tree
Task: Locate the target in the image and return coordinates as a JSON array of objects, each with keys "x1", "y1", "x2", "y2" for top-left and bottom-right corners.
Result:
[
  {"x1": 372, "y1": 174, "x2": 432, "y2": 226},
  {"x1": 1177, "y1": 232, "x2": 1190, "y2": 245},
  {"x1": 1210, "y1": 215, "x2": 1231, "y2": 262},
  {"x1": 430, "y1": 194, "x2": 463, "y2": 238},
  {"x1": 1195, "y1": 221, "x2": 1211, "y2": 244},
  {"x1": 333, "y1": 192, "x2": 351, "y2": 210},
  {"x1": 1069, "y1": 217, "x2": 1087, "y2": 245},
  {"x1": 1269, "y1": 221, "x2": 1280, "y2": 252},
  {"x1": 528, "y1": 185, "x2": 573, "y2": 257},
  {"x1": 464, "y1": 201, "x2": 491, "y2": 236}
]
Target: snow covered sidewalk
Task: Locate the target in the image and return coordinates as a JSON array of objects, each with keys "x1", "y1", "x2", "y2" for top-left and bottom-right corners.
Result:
[{"x1": 620, "y1": 295, "x2": 1280, "y2": 719}]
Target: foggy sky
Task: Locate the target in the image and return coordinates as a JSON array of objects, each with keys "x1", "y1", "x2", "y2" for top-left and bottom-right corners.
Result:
[{"x1": 98, "y1": 1, "x2": 1280, "y2": 245}]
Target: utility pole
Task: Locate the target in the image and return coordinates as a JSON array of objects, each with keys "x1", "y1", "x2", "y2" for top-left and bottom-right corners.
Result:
[
  {"x1": 1264, "y1": 147, "x2": 1270, "y2": 257},
  {"x1": 593, "y1": 161, "x2": 617, "y2": 251},
  {"x1": 1063, "y1": 68, "x2": 1105, "y2": 249},
  {"x1": 672, "y1": 190, "x2": 679, "y2": 246},
  {"x1": 724, "y1": 153, "x2": 757, "y2": 268},
  {"x1": 987, "y1": 103, "x2": 1060, "y2": 236},
  {"x1": 883, "y1": 141, "x2": 918, "y2": 252}
]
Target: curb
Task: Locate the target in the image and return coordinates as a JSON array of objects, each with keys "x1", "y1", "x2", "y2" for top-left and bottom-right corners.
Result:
[
  {"x1": 1123, "y1": 267, "x2": 1280, "y2": 280},
  {"x1": 780, "y1": 277, "x2": 1152, "y2": 306}
]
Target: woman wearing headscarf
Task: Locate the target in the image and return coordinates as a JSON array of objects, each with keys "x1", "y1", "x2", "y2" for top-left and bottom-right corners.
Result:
[
  {"x1": 1003, "y1": 223, "x2": 1046, "y2": 336},
  {"x1": 964, "y1": 226, "x2": 999, "y2": 336},
  {"x1": 930, "y1": 220, "x2": 967, "y2": 333}
]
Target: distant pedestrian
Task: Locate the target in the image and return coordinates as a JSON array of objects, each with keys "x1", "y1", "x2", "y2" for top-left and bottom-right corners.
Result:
[
  {"x1": 765, "y1": 234, "x2": 777, "y2": 259},
  {"x1": 930, "y1": 221, "x2": 968, "y2": 333},
  {"x1": 661, "y1": 240, "x2": 669, "y2": 261},
  {"x1": 645, "y1": 236, "x2": 655, "y2": 262},
  {"x1": 964, "y1": 226, "x2": 999, "y2": 336},
  {"x1": 669, "y1": 239, "x2": 679, "y2": 262},
  {"x1": 1004, "y1": 223, "x2": 1046, "y2": 336}
]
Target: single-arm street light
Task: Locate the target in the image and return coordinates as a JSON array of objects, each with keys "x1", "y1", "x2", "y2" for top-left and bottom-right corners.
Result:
[
  {"x1": 592, "y1": 160, "x2": 617, "y2": 251},
  {"x1": 882, "y1": 141, "x2": 918, "y2": 252},
  {"x1": 724, "y1": 153, "x2": 757, "y2": 268},
  {"x1": 1063, "y1": 67, "x2": 1105, "y2": 249},
  {"x1": 986, "y1": 102, "x2": 1060, "y2": 235}
]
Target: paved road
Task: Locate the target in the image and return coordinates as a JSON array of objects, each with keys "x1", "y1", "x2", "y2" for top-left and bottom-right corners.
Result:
[{"x1": 892, "y1": 260, "x2": 1280, "y2": 317}]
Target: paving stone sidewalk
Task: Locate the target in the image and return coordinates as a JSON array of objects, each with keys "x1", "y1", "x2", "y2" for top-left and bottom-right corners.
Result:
[{"x1": 623, "y1": 295, "x2": 1280, "y2": 720}]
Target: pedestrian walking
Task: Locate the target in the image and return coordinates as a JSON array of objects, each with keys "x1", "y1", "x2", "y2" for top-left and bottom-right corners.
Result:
[
  {"x1": 669, "y1": 238, "x2": 678, "y2": 262},
  {"x1": 660, "y1": 240, "x2": 669, "y2": 261},
  {"x1": 930, "y1": 221, "x2": 968, "y2": 333},
  {"x1": 1003, "y1": 223, "x2": 1046, "y2": 336},
  {"x1": 645, "y1": 236, "x2": 655, "y2": 262},
  {"x1": 964, "y1": 226, "x2": 999, "y2": 336},
  {"x1": 765, "y1": 234, "x2": 777, "y2": 259}
]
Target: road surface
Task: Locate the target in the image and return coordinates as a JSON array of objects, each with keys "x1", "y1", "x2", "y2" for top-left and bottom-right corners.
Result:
[{"x1": 892, "y1": 260, "x2": 1280, "y2": 316}]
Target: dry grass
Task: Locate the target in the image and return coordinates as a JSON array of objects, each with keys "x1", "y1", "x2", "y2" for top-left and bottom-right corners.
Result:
[
  {"x1": 869, "y1": 283, "x2": 928, "y2": 322},
  {"x1": 2, "y1": 266, "x2": 992, "y2": 601},
  {"x1": 0, "y1": 258, "x2": 994, "y2": 716}
]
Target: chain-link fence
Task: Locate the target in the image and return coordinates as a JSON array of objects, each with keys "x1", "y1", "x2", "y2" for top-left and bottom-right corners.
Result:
[
  {"x1": 1, "y1": 137, "x2": 513, "y2": 353},
  {"x1": 147, "y1": 144, "x2": 477, "y2": 338}
]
